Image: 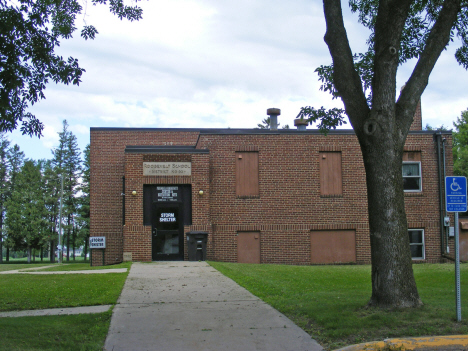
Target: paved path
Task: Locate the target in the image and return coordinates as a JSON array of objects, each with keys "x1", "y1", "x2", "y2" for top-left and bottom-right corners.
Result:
[{"x1": 104, "y1": 262, "x2": 323, "y2": 351}]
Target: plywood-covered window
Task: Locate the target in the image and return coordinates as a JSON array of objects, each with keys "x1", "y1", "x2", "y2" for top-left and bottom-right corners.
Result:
[
  {"x1": 310, "y1": 230, "x2": 356, "y2": 263},
  {"x1": 319, "y1": 152, "x2": 342, "y2": 196},
  {"x1": 236, "y1": 152, "x2": 259, "y2": 197}
]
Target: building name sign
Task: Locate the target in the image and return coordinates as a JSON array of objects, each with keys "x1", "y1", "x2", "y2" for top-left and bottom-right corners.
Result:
[
  {"x1": 143, "y1": 162, "x2": 191, "y2": 176},
  {"x1": 89, "y1": 237, "x2": 106, "y2": 249}
]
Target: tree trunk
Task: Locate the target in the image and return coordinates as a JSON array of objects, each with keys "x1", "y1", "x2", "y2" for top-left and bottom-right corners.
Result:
[
  {"x1": 27, "y1": 247, "x2": 31, "y2": 263},
  {"x1": 360, "y1": 138, "x2": 422, "y2": 308},
  {"x1": 6, "y1": 247, "x2": 9, "y2": 262},
  {"x1": 50, "y1": 240, "x2": 55, "y2": 263}
]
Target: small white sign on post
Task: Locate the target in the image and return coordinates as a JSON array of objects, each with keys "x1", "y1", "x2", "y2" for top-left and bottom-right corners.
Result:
[{"x1": 89, "y1": 237, "x2": 106, "y2": 249}]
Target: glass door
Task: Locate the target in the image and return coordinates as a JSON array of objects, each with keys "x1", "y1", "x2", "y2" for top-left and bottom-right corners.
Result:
[{"x1": 152, "y1": 203, "x2": 184, "y2": 260}]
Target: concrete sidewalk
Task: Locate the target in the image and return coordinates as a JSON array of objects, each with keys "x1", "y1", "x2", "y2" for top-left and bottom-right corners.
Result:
[{"x1": 104, "y1": 262, "x2": 323, "y2": 351}]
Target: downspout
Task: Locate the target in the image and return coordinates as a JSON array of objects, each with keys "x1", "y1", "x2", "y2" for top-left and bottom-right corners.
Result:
[
  {"x1": 442, "y1": 137, "x2": 448, "y2": 253},
  {"x1": 436, "y1": 132, "x2": 445, "y2": 255},
  {"x1": 122, "y1": 176, "x2": 125, "y2": 225}
]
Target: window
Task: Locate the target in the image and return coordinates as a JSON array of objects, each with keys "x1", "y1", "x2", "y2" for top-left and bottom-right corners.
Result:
[
  {"x1": 236, "y1": 152, "x2": 259, "y2": 197},
  {"x1": 408, "y1": 229, "x2": 425, "y2": 259},
  {"x1": 319, "y1": 152, "x2": 342, "y2": 196},
  {"x1": 403, "y1": 152, "x2": 422, "y2": 192}
]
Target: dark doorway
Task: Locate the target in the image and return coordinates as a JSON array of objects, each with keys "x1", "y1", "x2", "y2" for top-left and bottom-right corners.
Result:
[{"x1": 152, "y1": 203, "x2": 184, "y2": 261}]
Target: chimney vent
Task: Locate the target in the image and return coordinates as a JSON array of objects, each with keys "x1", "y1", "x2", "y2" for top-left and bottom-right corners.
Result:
[{"x1": 267, "y1": 108, "x2": 281, "y2": 131}]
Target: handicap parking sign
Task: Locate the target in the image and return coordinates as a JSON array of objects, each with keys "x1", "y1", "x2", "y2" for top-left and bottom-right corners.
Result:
[{"x1": 446, "y1": 176, "x2": 467, "y2": 212}]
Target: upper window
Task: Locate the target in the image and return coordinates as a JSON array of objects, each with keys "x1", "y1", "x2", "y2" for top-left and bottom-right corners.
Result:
[
  {"x1": 402, "y1": 162, "x2": 421, "y2": 192},
  {"x1": 402, "y1": 151, "x2": 422, "y2": 192},
  {"x1": 236, "y1": 152, "x2": 259, "y2": 197},
  {"x1": 408, "y1": 229, "x2": 425, "y2": 260},
  {"x1": 319, "y1": 152, "x2": 342, "y2": 196}
]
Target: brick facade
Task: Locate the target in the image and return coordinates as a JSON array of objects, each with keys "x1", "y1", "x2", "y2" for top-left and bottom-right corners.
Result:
[{"x1": 89, "y1": 124, "x2": 453, "y2": 266}]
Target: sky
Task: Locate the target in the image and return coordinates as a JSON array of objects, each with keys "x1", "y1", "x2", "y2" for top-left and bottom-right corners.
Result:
[{"x1": 7, "y1": 0, "x2": 468, "y2": 161}]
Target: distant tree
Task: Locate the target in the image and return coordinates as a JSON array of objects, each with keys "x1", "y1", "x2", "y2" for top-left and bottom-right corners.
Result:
[
  {"x1": 5, "y1": 160, "x2": 46, "y2": 262},
  {"x1": 256, "y1": 117, "x2": 290, "y2": 129},
  {"x1": 0, "y1": 0, "x2": 143, "y2": 137},
  {"x1": 41, "y1": 159, "x2": 61, "y2": 263},
  {"x1": 0, "y1": 133, "x2": 10, "y2": 263},
  {"x1": 424, "y1": 124, "x2": 451, "y2": 131},
  {"x1": 3, "y1": 144, "x2": 24, "y2": 261},
  {"x1": 51, "y1": 120, "x2": 81, "y2": 261},
  {"x1": 76, "y1": 144, "x2": 90, "y2": 260},
  {"x1": 453, "y1": 109, "x2": 468, "y2": 179}
]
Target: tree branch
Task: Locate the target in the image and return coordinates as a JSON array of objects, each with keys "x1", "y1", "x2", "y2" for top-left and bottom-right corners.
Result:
[
  {"x1": 398, "y1": 0, "x2": 462, "y2": 131},
  {"x1": 322, "y1": 0, "x2": 369, "y2": 130}
]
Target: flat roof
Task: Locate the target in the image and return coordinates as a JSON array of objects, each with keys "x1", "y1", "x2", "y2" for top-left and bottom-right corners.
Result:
[{"x1": 91, "y1": 127, "x2": 448, "y2": 135}]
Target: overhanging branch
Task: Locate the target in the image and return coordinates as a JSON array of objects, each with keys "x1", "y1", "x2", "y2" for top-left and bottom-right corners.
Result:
[
  {"x1": 398, "y1": 0, "x2": 462, "y2": 129},
  {"x1": 322, "y1": 0, "x2": 369, "y2": 129}
]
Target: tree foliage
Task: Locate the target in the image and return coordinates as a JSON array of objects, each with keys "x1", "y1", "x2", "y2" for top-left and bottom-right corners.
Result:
[
  {"x1": 307, "y1": 0, "x2": 468, "y2": 308},
  {"x1": 0, "y1": 0, "x2": 143, "y2": 137}
]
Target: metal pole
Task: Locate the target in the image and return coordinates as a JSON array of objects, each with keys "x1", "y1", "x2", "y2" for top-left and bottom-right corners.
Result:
[
  {"x1": 58, "y1": 174, "x2": 64, "y2": 264},
  {"x1": 455, "y1": 211, "x2": 461, "y2": 321}
]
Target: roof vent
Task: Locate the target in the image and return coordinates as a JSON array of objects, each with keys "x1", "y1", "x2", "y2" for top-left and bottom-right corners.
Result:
[
  {"x1": 294, "y1": 118, "x2": 308, "y2": 131},
  {"x1": 266, "y1": 108, "x2": 281, "y2": 131}
]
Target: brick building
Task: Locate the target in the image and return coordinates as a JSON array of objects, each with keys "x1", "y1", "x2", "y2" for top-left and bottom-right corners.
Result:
[{"x1": 89, "y1": 107, "x2": 454, "y2": 266}]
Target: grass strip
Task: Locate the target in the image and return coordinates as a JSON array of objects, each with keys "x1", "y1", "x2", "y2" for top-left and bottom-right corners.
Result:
[
  {"x1": 0, "y1": 263, "x2": 53, "y2": 272},
  {"x1": 0, "y1": 273, "x2": 128, "y2": 312},
  {"x1": 0, "y1": 311, "x2": 112, "y2": 351},
  {"x1": 209, "y1": 262, "x2": 468, "y2": 350}
]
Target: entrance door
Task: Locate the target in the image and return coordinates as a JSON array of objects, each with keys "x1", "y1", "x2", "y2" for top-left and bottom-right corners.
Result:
[{"x1": 152, "y1": 203, "x2": 184, "y2": 260}]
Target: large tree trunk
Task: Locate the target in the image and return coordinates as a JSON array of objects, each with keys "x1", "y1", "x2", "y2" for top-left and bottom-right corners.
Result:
[
  {"x1": 360, "y1": 134, "x2": 422, "y2": 308},
  {"x1": 27, "y1": 247, "x2": 31, "y2": 263}
]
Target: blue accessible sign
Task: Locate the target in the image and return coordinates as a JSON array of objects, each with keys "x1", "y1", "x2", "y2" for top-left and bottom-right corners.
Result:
[{"x1": 446, "y1": 176, "x2": 467, "y2": 213}]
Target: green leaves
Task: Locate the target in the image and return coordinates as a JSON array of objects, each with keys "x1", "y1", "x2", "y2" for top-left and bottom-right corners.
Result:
[
  {"x1": 0, "y1": 0, "x2": 142, "y2": 137},
  {"x1": 296, "y1": 106, "x2": 346, "y2": 134}
]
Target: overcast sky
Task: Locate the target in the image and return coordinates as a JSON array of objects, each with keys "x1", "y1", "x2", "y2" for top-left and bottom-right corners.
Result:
[{"x1": 7, "y1": 0, "x2": 468, "y2": 160}]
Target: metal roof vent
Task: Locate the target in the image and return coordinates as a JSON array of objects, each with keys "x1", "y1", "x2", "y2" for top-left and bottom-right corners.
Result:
[
  {"x1": 266, "y1": 108, "x2": 281, "y2": 131},
  {"x1": 294, "y1": 118, "x2": 308, "y2": 131}
]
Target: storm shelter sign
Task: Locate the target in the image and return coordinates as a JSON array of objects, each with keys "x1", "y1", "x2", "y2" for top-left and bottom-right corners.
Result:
[
  {"x1": 89, "y1": 236, "x2": 106, "y2": 249},
  {"x1": 143, "y1": 162, "x2": 191, "y2": 176}
]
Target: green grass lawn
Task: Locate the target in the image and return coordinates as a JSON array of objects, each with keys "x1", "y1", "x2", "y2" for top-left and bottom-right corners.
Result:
[
  {"x1": 0, "y1": 272, "x2": 128, "y2": 312},
  {"x1": 0, "y1": 311, "x2": 112, "y2": 351},
  {"x1": 209, "y1": 262, "x2": 468, "y2": 350},
  {"x1": 0, "y1": 264, "x2": 130, "y2": 350}
]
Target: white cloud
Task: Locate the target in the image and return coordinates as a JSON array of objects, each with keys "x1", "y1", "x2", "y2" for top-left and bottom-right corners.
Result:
[{"x1": 7, "y1": 0, "x2": 468, "y2": 160}]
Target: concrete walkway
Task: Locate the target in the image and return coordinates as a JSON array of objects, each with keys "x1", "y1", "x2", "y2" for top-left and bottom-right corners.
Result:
[{"x1": 104, "y1": 262, "x2": 323, "y2": 351}]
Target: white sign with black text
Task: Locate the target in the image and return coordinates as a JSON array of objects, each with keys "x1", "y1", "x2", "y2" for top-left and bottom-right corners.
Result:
[{"x1": 89, "y1": 236, "x2": 106, "y2": 249}]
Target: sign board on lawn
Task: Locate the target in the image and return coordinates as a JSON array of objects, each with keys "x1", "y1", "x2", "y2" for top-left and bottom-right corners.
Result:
[{"x1": 89, "y1": 236, "x2": 106, "y2": 249}]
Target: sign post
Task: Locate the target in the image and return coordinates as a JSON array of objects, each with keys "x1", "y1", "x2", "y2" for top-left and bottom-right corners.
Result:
[{"x1": 445, "y1": 176, "x2": 467, "y2": 322}]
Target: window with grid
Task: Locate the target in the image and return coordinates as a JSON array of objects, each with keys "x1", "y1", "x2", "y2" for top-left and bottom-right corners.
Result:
[
  {"x1": 408, "y1": 229, "x2": 425, "y2": 259},
  {"x1": 402, "y1": 152, "x2": 422, "y2": 192}
]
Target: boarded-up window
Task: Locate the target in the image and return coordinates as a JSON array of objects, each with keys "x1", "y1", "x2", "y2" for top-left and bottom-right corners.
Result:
[
  {"x1": 236, "y1": 152, "x2": 259, "y2": 197},
  {"x1": 319, "y1": 152, "x2": 342, "y2": 196},
  {"x1": 310, "y1": 230, "x2": 356, "y2": 264}
]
